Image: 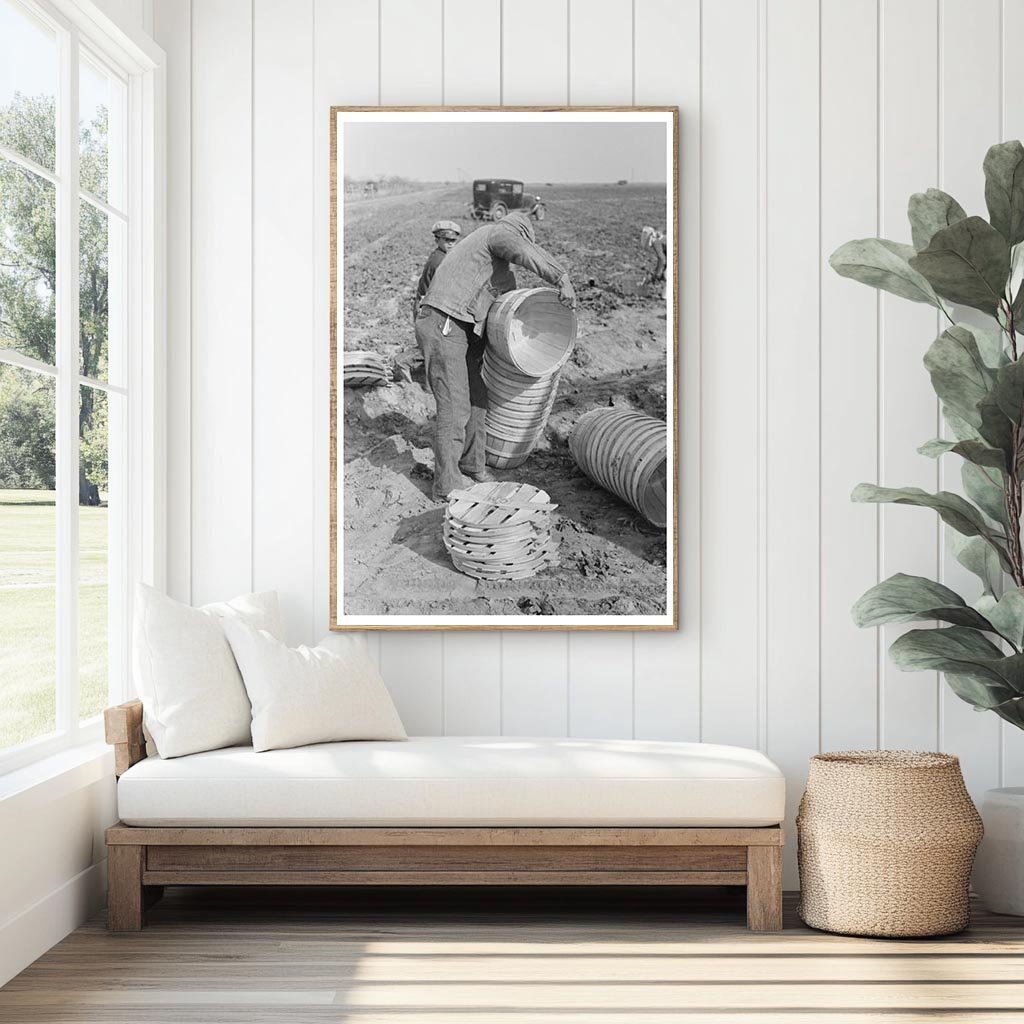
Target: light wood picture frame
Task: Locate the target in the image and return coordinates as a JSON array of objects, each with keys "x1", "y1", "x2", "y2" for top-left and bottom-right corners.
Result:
[{"x1": 330, "y1": 107, "x2": 679, "y2": 631}]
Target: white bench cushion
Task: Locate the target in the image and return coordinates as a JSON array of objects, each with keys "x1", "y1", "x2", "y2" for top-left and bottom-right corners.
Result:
[{"x1": 117, "y1": 736, "x2": 785, "y2": 828}]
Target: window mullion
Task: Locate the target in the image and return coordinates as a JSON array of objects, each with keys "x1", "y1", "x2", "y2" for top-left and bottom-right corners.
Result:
[
  {"x1": 0, "y1": 143, "x2": 60, "y2": 187},
  {"x1": 55, "y1": 24, "x2": 81, "y2": 735}
]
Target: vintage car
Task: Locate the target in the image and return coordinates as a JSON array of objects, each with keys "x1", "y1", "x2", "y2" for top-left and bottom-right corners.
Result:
[{"x1": 468, "y1": 179, "x2": 546, "y2": 221}]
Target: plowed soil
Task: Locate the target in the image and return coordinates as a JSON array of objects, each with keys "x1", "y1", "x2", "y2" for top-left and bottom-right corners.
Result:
[{"x1": 340, "y1": 183, "x2": 670, "y2": 618}]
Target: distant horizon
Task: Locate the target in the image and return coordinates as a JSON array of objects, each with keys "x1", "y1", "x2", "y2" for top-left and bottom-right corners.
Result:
[
  {"x1": 342, "y1": 121, "x2": 669, "y2": 184},
  {"x1": 343, "y1": 177, "x2": 666, "y2": 185}
]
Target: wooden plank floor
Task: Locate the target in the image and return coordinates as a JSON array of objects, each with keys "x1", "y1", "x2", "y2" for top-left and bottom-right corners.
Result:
[{"x1": 3, "y1": 885, "x2": 1024, "y2": 1022}]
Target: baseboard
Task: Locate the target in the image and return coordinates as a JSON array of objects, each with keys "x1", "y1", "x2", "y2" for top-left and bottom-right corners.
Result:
[{"x1": 0, "y1": 859, "x2": 107, "y2": 987}]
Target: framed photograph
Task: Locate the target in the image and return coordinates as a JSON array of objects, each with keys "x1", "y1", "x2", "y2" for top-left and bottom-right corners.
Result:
[{"x1": 330, "y1": 107, "x2": 678, "y2": 631}]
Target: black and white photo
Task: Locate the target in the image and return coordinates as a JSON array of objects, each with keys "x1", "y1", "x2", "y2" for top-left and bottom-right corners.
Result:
[{"x1": 330, "y1": 109, "x2": 678, "y2": 630}]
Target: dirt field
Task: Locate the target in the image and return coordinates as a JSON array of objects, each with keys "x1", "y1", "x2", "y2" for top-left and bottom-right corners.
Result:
[{"x1": 340, "y1": 183, "x2": 670, "y2": 617}]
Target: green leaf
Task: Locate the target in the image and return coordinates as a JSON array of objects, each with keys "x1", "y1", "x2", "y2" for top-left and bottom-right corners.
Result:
[
  {"x1": 984, "y1": 140, "x2": 1024, "y2": 246},
  {"x1": 944, "y1": 671, "x2": 1024, "y2": 713},
  {"x1": 950, "y1": 533, "x2": 1004, "y2": 596},
  {"x1": 1009, "y1": 241, "x2": 1024, "y2": 306},
  {"x1": 890, "y1": 624, "x2": 1003, "y2": 669},
  {"x1": 1011, "y1": 279, "x2": 1024, "y2": 326},
  {"x1": 923, "y1": 325, "x2": 997, "y2": 428},
  {"x1": 889, "y1": 627, "x2": 1024, "y2": 704},
  {"x1": 830, "y1": 238, "x2": 943, "y2": 307},
  {"x1": 852, "y1": 573, "x2": 994, "y2": 630},
  {"x1": 968, "y1": 322, "x2": 1011, "y2": 368},
  {"x1": 1008, "y1": 241, "x2": 1024, "y2": 324},
  {"x1": 908, "y1": 188, "x2": 968, "y2": 251},
  {"x1": 942, "y1": 407, "x2": 983, "y2": 442},
  {"x1": 918, "y1": 437, "x2": 1007, "y2": 470},
  {"x1": 977, "y1": 589, "x2": 1024, "y2": 649},
  {"x1": 920, "y1": 436, "x2": 1012, "y2": 527},
  {"x1": 962, "y1": 461, "x2": 1009, "y2": 527},
  {"x1": 978, "y1": 391, "x2": 1016, "y2": 459},
  {"x1": 984, "y1": 687, "x2": 1024, "y2": 728},
  {"x1": 993, "y1": 357, "x2": 1024, "y2": 423},
  {"x1": 851, "y1": 483, "x2": 1011, "y2": 566},
  {"x1": 909, "y1": 216, "x2": 1011, "y2": 314}
]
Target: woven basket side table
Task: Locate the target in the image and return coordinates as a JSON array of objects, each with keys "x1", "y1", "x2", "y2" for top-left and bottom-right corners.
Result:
[{"x1": 797, "y1": 750, "x2": 983, "y2": 938}]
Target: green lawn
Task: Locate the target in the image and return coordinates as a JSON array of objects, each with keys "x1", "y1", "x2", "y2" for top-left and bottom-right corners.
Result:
[{"x1": 0, "y1": 489, "x2": 109, "y2": 751}]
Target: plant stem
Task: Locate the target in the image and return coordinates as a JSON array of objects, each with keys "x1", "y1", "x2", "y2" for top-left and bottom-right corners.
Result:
[
  {"x1": 1006, "y1": 474, "x2": 1024, "y2": 588},
  {"x1": 1005, "y1": 306, "x2": 1024, "y2": 587}
]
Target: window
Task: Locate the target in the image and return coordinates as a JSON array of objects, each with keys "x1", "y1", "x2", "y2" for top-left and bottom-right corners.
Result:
[{"x1": 0, "y1": 0, "x2": 160, "y2": 772}]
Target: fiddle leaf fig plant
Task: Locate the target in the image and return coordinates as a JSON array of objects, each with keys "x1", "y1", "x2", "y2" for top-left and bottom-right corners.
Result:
[{"x1": 832, "y1": 140, "x2": 1024, "y2": 731}]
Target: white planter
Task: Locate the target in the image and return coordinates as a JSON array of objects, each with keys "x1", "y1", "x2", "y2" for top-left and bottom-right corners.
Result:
[{"x1": 973, "y1": 787, "x2": 1024, "y2": 916}]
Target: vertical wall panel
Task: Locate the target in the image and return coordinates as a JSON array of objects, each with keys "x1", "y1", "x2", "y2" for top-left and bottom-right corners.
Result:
[
  {"x1": 380, "y1": 633, "x2": 445, "y2": 734},
  {"x1": 568, "y1": 0, "x2": 632, "y2": 104},
  {"x1": 563, "y1": 0, "x2": 636, "y2": 734},
  {"x1": 1002, "y1": 0, "x2": 1024, "y2": 786},
  {"x1": 375, "y1": 0, "x2": 446, "y2": 724},
  {"x1": 313, "y1": 0, "x2": 379, "y2": 106},
  {"x1": 496, "y1": 0, "x2": 572, "y2": 736},
  {"x1": 189, "y1": 0, "x2": 253, "y2": 605},
  {"x1": 165, "y1": 0, "x2": 1017, "y2": 852},
  {"x1": 938, "y1": 0, "x2": 1002, "y2": 795},
  {"x1": 444, "y1": 638, "x2": 502, "y2": 734},
  {"x1": 699, "y1": 0, "x2": 761, "y2": 749},
  {"x1": 502, "y1": 633, "x2": 569, "y2": 735},
  {"x1": 381, "y1": 0, "x2": 443, "y2": 105},
  {"x1": 632, "y1": 0, "x2": 700, "y2": 742},
  {"x1": 501, "y1": 0, "x2": 568, "y2": 105},
  {"x1": 253, "y1": 0, "x2": 316, "y2": 645},
  {"x1": 440, "y1": 0, "x2": 504, "y2": 734},
  {"x1": 1001, "y1": 1, "x2": 1024, "y2": 135},
  {"x1": 443, "y1": 0, "x2": 500, "y2": 105},
  {"x1": 819, "y1": 0, "x2": 879, "y2": 753},
  {"x1": 568, "y1": 634, "x2": 635, "y2": 738},
  {"x1": 153, "y1": 0, "x2": 190, "y2": 604},
  {"x1": 877, "y1": 0, "x2": 941, "y2": 751},
  {"x1": 313, "y1": 0, "x2": 379, "y2": 659},
  {"x1": 764, "y1": 0, "x2": 821, "y2": 882}
]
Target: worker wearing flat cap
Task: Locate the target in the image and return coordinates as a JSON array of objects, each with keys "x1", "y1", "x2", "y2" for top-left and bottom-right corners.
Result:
[
  {"x1": 416, "y1": 210, "x2": 576, "y2": 501},
  {"x1": 412, "y1": 220, "x2": 461, "y2": 322}
]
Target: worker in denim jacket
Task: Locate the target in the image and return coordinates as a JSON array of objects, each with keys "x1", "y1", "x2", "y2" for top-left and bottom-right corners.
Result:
[{"x1": 416, "y1": 211, "x2": 577, "y2": 501}]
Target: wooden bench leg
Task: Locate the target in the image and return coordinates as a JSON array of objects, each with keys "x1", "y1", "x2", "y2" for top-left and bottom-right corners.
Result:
[
  {"x1": 746, "y1": 845, "x2": 783, "y2": 932},
  {"x1": 107, "y1": 845, "x2": 145, "y2": 932}
]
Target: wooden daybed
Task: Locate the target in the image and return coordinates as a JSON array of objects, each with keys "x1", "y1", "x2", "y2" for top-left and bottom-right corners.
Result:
[{"x1": 104, "y1": 700, "x2": 785, "y2": 932}]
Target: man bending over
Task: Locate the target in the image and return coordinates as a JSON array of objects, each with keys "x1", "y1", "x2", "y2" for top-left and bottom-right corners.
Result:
[{"x1": 416, "y1": 211, "x2": 576, "y2": 501}]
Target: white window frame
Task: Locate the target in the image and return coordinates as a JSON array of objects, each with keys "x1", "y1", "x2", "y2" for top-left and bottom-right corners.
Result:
[{"x1": 0, "y1": 0, "x2": 164, "y2": 776}]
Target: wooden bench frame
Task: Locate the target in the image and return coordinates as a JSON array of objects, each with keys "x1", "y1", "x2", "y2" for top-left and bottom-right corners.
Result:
[{"x1": 104, "y1": 700, "x2": 784, "y2": 932}]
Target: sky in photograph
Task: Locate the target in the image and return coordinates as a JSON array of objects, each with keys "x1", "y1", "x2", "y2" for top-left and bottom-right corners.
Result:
[{"x1": 343, "y1": 121, "x2": 669, "y2": 183}]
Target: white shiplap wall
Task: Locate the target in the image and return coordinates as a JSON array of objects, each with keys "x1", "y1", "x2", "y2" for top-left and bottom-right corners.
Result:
[{"x1": 153, "y1": 0, "x2": 1024, "y2": 883}]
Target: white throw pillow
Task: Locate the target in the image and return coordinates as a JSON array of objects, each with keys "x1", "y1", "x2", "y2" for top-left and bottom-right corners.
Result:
[
  {"x1": 316, "y1": 632, "x2": 373, "y2": 660},
  {"x1": 133, "y1": 584, "x2": 283, "y2": 758},
  {"x1": 223, "y1": 622, "x2": 407, "y2": 752}
]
